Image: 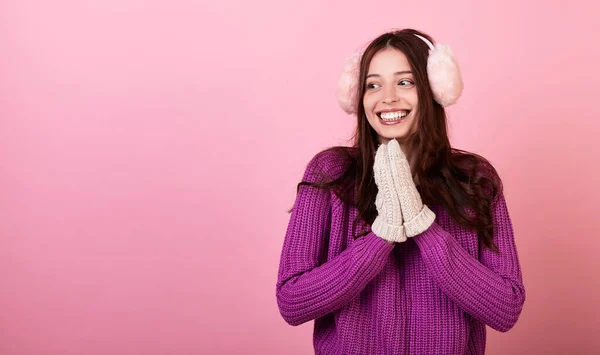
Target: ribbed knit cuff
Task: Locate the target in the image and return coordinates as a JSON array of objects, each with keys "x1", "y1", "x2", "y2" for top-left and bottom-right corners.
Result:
[
  {"x1": 372, "y1": 217, "x2": 407, "y2": 243},
  {"x1": 404, "y1": 204, "x2": 436, "y2": 238}
]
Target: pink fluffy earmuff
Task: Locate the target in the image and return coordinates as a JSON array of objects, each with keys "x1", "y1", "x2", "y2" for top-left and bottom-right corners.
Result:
[{"x1": 336, "y1": 33, "x2": 464, "y2": 114}]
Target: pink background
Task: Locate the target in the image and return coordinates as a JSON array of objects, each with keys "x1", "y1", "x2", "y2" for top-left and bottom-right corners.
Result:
[{"x1": 1, "y1": 0, "x2": 599, "y2": 354}]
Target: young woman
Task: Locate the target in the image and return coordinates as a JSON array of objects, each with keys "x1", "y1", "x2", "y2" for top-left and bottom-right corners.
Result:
[{"x1": 276, "y1": 28, "x2": 525, "y2": 355}]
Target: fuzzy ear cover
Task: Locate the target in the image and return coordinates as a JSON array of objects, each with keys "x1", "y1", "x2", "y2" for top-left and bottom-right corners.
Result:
[
  {"x1": 336, "y1": 51, "x2": 361, "y2": 115},
  {"x1": 336, "y1": 35, "x2": 463, "y2": 114},
  {"x1": 426, "y1": 43, "x2": 463, "y2": 107}
]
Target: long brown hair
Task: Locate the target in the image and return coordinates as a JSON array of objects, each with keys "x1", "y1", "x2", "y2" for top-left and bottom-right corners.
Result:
[{"x1": 289, "y1": 28, "x2": 502, "y2": 252}]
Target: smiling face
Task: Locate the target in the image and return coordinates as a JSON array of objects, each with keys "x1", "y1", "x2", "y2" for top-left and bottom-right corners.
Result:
[{"x1": 362, "y1": 48, "x2": 420, "y2": 145}]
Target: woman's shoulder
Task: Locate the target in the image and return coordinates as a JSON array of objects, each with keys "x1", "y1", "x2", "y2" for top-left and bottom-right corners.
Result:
[
  {"x1": 451, "y1": 148, "x2": 504, "y2": 195},
  {"x1": 303, "y1": 146, "x2": 356, "y2": 183},
  {"x1": 451, "y1": 149, "x2": 500, "y2": 177}
]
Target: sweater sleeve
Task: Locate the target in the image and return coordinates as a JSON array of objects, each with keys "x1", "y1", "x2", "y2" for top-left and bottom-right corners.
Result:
[
  {"x1": 276, "y1": 152, "x2": 395, "y2": 326},
  {"x1": 413, "y1": 191, "x2": 526, "y2": 332}
]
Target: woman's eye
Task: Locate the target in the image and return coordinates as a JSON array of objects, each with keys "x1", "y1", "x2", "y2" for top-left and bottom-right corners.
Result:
[{"x1": 366, "y1": 81, "x2": 413, "y2": 89}]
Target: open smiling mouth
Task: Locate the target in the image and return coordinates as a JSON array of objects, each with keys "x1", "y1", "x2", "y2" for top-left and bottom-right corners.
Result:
[{"x1": 377, "y1": 110, "x2": 410, "y2": 125}]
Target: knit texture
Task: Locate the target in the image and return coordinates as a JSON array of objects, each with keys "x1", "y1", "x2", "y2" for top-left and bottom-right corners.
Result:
[
  {"x1": 386, "y1": 139, "x2": 437, "y2": 237},
  {"x1": 372, "y1": 142, "x2": 406, "y2": 243},
  {"x1": 276, "y1": 149, "x2": 526, "y2": 355}
]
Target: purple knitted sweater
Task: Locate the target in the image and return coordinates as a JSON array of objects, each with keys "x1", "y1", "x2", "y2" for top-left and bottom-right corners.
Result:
[{"x1": 276, "y1": 150, "x2": 525, "y2": 355}]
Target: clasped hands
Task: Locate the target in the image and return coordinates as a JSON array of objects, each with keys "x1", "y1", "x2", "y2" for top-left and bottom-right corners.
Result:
[{"x1": 372, "y1": 139, "x2": 436, "y2": 243}]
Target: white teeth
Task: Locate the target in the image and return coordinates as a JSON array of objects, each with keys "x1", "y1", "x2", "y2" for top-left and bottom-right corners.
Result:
[{"x1": 380, "y1": 111, "x2": 408, "y2": 120}]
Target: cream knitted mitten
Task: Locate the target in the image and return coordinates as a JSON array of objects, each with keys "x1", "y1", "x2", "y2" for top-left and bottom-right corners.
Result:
[
  {"x1": 372, "y1": 143, "x2": 406, "y2": 243},
  {"x1": 386, "y1": 139, "x2": 436, "y2": 238}
]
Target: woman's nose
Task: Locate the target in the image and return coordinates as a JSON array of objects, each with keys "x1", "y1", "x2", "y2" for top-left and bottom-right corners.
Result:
[{"x1": 382, "y1": 86, "x2": 399, "y2": 104}]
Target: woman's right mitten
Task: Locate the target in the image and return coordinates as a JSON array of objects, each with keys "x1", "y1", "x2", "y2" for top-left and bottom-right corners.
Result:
[{"x1": 372, "y1": 143, "x2": 407, "y2": 243}]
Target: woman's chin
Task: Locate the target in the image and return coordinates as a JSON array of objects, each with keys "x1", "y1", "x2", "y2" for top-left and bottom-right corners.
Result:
[{"x1": 379, "y1": 128, "x2": 408, "y2": 141}]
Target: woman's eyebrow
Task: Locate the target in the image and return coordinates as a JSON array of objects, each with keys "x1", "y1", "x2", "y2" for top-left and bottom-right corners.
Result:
[{"x1": 365, "y1": 71, "x2": 413, "y2": 79}]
